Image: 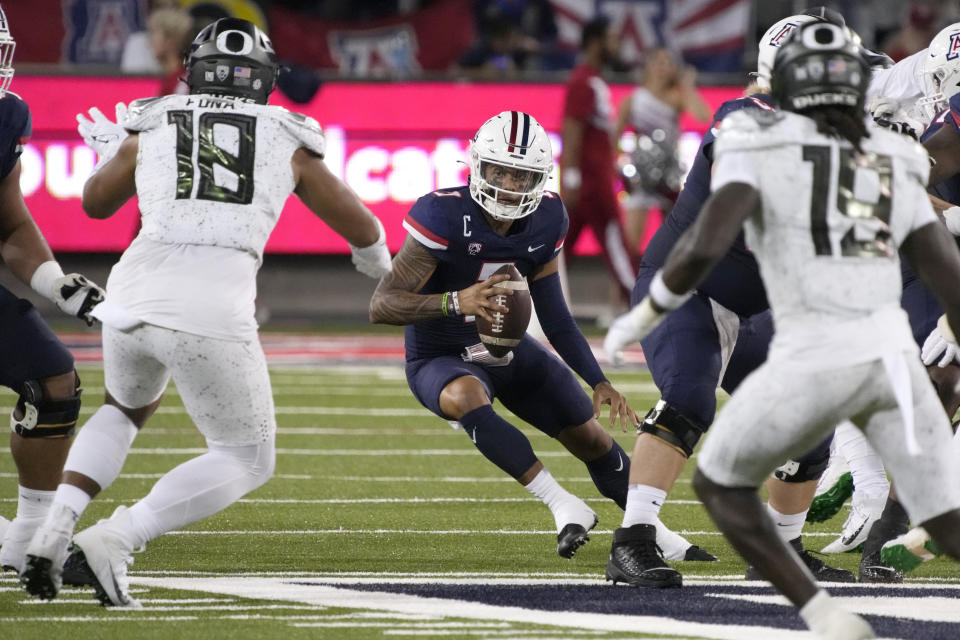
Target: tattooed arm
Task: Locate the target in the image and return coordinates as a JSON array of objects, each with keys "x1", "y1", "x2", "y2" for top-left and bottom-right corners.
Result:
[{"x1": 369, "y1": 235, "x2": 512, "y2": 325}]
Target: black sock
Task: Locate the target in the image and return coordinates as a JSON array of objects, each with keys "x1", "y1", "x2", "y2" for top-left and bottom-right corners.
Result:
[
  {"x1": 861, "y1": 497, "x2": 909, "y2": 557},
  {"x1": 586, "y1": 440, "x2": 629, "y2": 509}
]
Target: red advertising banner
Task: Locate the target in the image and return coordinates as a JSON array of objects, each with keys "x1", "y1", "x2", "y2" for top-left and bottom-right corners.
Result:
[{"x1": 16, "y1": 76, "x2": 742, "y2": 254}]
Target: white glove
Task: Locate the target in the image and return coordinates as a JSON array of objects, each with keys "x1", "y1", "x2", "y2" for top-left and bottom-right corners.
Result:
[
  {"x1": 349, "y1": 217, "x2": 392, "y2": 279},
  {"x1": 943, "y1": 206, "x2": 960, "y2": 236},
  {"x1": 76, "y1": 103, "x2": 129, "y2": 164},
  {"x1": 54, "y1": 274, "x2": 106, "y2": 326},
  {"x1": 921, "y1": 325, "x2": 960, "y2": 367},
  {"x1": 603, "y1": 297, "x2": 666, "y2": 365}
]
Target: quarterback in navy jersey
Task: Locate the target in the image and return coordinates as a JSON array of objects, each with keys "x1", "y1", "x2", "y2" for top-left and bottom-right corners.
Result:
[
  {"x1": 0, "y1": 7, "x2": 105, "y2": 578},
  {"x1": 371, "y1": 111, "x2": 647, "y2": 560}
]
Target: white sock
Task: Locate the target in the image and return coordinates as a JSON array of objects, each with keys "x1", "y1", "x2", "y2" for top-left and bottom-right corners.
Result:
[
  {"x1": 123, "y1": 440, "x2": 274, "y2": 547},
  {"x1": 16, "y1": 486, "x2": 54, "y2": 520},
  {"x1": 654, "y1": 516, "x2": 692, "y2": 559},
  {"x1": 53, "y1": 483, "x2": 92, "y2": 518},
  {"x1": 63, "y1": 405, "x2": 138, "y2": 490},
  {"x1": 767, "y1": 502, "x2": 806, "y2": 543},
  {"x1": 524, "y1": 468, "x2": 592, "y2": 532},
  {"x1": 622, "y1": 484, "x2": 667, "y2": 527},
  {"x1": 835, "y1": 421, "x2": 888, "y2": 497},
  {"x1": 799, "y1": 590, "x2": 874, "y2": 639}
]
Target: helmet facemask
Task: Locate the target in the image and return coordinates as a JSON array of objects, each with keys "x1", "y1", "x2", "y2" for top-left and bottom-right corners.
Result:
[
  {"x1": 470, "y1": 156, "x2": 548, "y2": 221},
  {"x1": 468, "y1": 111, "x2": 553, "y2": 222},
  {"x1": 916, "y1": 24, "x2": 960, "y2": 122},
  {"x1": 0, "y1": 8, "x2": 15, "y2": 99}
]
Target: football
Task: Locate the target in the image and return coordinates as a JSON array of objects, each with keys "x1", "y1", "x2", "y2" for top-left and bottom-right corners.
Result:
[{"x1": 476, "y1": 264, "x2": 532, "y2": 358}]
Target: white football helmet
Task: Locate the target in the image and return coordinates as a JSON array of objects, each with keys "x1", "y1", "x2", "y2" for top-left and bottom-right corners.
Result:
[
  {"x1": 756, "y1": 15, "x2": 820, "y2": 91},
  {"x1": 0, "y1": 7, "x2": 15, "y2": 99},
  {"x1": 755, "y1": 10, "x2": 856, "y2": 91},
  {"x1": 916, "y1": 23, "x2": 960, "y2": 121},
  {"x1": 469, "y1": 111, "x2": 552, "y2": 221}
]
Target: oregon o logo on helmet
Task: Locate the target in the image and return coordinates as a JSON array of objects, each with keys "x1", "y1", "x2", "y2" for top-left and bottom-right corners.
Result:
[
  {"x1": 216, "y1": 30, "x2": 254, "y2": 56},
  {"x1": 800, "y1": 23, "x2": 844, "y2": 50}
]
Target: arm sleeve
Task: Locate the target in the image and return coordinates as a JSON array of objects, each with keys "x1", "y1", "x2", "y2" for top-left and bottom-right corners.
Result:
[{"x1": 530, "y1": 272, "x2": 607, "y2": 388}]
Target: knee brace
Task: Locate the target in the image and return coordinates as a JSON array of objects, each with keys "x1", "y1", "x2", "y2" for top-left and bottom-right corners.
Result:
[
  {"x1": 11, "y1": 377, "x2": 81, "y2": 439},
  {"x1": 772, "y1": 451, "x2": 831, "y2": 483},
  {"x1": 639, "y1": 399, "x2": 706, "y2": 458}
]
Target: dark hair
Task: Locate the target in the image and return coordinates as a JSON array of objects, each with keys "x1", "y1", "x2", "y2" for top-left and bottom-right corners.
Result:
[
  {"x1": 807, "y1": 106, "x2": 869, "y2": 152},
  {"x1": 581, "y1": 15, "x2": 610, "y2": 51}
]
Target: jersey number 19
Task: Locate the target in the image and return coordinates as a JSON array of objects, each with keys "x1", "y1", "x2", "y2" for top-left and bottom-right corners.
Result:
[{"x1": 803, "y1": 145, "x2": 893, "y2": 259}]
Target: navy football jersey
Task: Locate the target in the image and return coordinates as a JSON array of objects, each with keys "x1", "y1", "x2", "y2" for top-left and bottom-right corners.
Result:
[
  {"x1": 402, "y1": 185, "x2": 567, "y2": 360},
  {"x1": 640, "y1": 94, "x2": 774, "y2": 317},
  {"x1": 0, "y1": 92, "x2": 30, "y2": 181}
]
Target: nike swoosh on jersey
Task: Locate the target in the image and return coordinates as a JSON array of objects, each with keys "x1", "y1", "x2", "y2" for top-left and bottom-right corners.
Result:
[
  {"x1": 614, "y1": 452, "x2": 624, "y2": 472},
  {"x1": 528, "y1": 244, "x2": 545, "y2": 252}
]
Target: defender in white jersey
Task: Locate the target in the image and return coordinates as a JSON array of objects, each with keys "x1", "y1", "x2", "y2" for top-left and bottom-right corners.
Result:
[
  {"x1": 618, "y1": 22, "x2": 960, "y2": 640},
  {"x1": 21, "y1": 18, "x2": 392, "y2": 606}
]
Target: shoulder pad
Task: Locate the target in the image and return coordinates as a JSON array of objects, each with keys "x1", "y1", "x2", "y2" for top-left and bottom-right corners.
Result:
[
  {"x1": 0, "y1": 93, "x2": 30, "y2": 137},
  {"x1": 124, "y1": 96, "x2": 177, "y2": 132},
  {"x1": 276, "y1": 107, "x2": 325, "y2": 157},
  {"x1": 715, "y1": 109, "x2": 784, "y2": 147}
]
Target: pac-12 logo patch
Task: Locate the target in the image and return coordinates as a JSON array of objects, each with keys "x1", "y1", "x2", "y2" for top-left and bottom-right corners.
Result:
[
  {"x1": 468, "y1": 242, "x2": 483, "y2": 256},
  {"x1": 948, "y1": 32, "x2": 960, "y2": 60}
]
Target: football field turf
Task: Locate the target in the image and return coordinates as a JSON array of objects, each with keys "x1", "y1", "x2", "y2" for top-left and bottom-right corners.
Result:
[{"x1": 1, "y1": 349, "x2": 959, "y2": 639}]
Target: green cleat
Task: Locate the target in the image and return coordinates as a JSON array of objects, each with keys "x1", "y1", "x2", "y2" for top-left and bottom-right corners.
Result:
[
  {"x1": 880, "y1": 528, "x2": 941, "y2": 573},
  {"x1": 807, "y1": 471, "x2": 853, "y2": 523}
]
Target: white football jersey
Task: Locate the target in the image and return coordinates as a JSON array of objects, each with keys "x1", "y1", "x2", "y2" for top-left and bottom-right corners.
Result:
[
  {"x1": 711, "y1": 109, "x2": 936, "y2": 368},
  {"x1": 126, "y1": 93, "x2": 324, "y2": 258},
  {"x1": 103, "y1": 94, "x2": 325, "y2": 341}
]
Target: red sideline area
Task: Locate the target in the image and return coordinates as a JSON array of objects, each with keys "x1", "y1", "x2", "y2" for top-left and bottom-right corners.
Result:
[{"x1": 56, "y1": 332, "x2": 647, "y2": 367}]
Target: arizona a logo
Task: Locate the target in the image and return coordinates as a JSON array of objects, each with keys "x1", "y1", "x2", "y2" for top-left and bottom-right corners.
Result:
[
  {"x1": 948, "y1": 32, "x2": 960, "y2": 60},
  {"x1": 770, "y1": 22, "x2": 798, "y2": 47}
]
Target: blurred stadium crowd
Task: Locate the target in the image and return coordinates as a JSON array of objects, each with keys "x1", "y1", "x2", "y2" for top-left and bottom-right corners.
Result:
[{"x1": 9, "y1": 1, "x2": 960, "y2": 97}]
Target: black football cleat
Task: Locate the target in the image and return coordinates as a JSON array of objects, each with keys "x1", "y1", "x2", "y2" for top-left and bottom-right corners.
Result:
[
  {"x1": 858, "y1": 550, "x2": 903, "y2": 583},
  {"x1": 61, "y1": 547, "x2": 94, "y2": 587},
  {"x1": 746, "y1": 537, "x2": 855, "y2": 582},
  {"x1": 557, "y1": 514, "x2": 599, "y2": 559},
  {"x1": 606, "y1": 524, "x2": 682, "y2": 588},
  {"x1": 683, "y1": 545, "x2": 718, "y2": 562}
]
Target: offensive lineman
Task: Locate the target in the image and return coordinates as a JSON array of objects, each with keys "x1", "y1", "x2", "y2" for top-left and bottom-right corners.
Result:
[
  {"x1": 21, "y1": 18, "x2": 392, "y2": 606},
  {"x1": 0, "y1": 6, "x2": 107, "y2": 576},
  {"x1": 631, "y1": 22, "x2": 960, "y2": 639}
]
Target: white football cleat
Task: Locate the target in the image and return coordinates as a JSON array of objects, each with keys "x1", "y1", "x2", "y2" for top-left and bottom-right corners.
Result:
[
  {"x1": 21, "y1": 503, "x2": 80, "y2": 600},
  {"x1": 70, "y1": 507, "x2": 141, "y2": 608},
  {"x1": 0, "y1": 514, "x2": 10, "y2": 547},
  {"x1": 0, "y1": 515, "x2": 45, "y2": 576},
  {"x1": 821, "y1": 493, "x2": 886, "y2": 554}
]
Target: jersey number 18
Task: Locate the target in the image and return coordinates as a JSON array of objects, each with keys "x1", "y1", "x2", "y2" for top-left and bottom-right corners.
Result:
[{"x1": 167, "y1": 110, "x2": 256, "y2": 205}]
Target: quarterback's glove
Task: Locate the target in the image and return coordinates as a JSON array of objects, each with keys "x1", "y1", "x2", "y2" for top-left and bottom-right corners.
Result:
[
  {"x1": 921, "y1": 322, "x2": 960, "y2": 368},
  {"x1": 349, "y1": 217, "x2": 392, "y2": 279},
  {"x1": 77, "y1": 103, "x2": 129, "y2": 164}
]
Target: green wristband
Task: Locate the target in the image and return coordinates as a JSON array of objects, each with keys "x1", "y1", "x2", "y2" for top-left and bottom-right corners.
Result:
[{"x1": 441, "y1": 291, "x2": 449, "y2": 317}]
